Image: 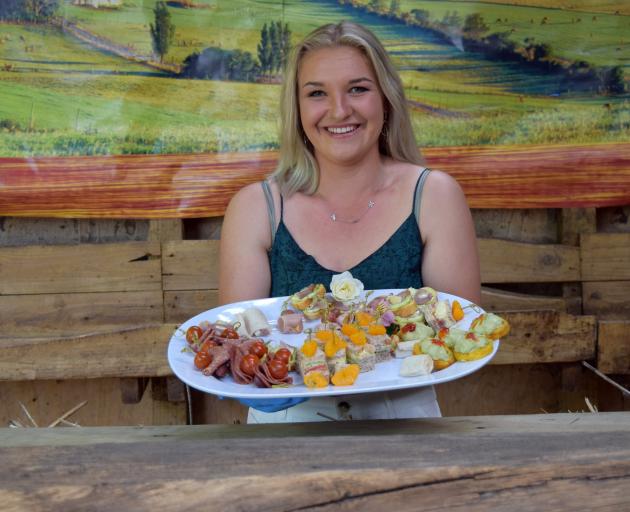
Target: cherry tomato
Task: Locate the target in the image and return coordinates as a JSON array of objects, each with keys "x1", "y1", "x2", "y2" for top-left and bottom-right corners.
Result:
[
  {"x1": 249, "y1": 340, "x2": 268, "y2": 359},
  {"x1": 194, "y1": 350, "x2": 213, "y2": 370},
  {"x1": 186, "y1": 326, "x2": 203, "y2": 345},
  {"x1": 240, "y1": 354, "x2": 260, "y2": 376},
  {"x1": 273, "y1": 348, "x2": 292, "y2": 364},
  {"x1": 220, "y1": 327, "x2": 239, "y2": 339},
  {"x1": 199, "y1": 339, "x2": 217, "y2": 353},
  {"x1": 267, "y1": 359, "x2": 288, "y2": 380}
]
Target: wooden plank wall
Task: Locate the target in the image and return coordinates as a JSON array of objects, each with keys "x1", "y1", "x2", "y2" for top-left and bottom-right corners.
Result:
[{"x1": 1, "y1": 207, "x2": 628, "y2": 426}]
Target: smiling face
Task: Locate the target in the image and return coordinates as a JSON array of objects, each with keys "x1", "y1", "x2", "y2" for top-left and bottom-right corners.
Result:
[{"x1": 298, "y1": 45, "x2": 386, "y2": 169}]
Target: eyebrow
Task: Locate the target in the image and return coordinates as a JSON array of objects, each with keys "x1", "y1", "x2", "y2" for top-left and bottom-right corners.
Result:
[{"x1": 302, "y1": 77, "x2": 375, "y2": 88}]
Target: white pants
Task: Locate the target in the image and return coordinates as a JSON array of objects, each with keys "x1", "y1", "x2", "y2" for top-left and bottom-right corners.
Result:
[{"x1": 247, "y1": 386, "x2": 441, "y2": 423}]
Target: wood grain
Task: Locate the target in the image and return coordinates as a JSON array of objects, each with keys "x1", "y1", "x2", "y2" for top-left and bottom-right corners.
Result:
[
  {"x1": 0, "y1": 242, "x2": 162, "y2": 295},
  {"x1": 164, "y1": 290, "x2": 219, "y2": 323},
  {"x1": 481, "y1": 286, "x2": 568, "y2": 312},
  {"x1": 491, "y1": 311, "x2": 596, "y2": 365},
  {"x1": 0, "y1": 413, "x2": 628, "y2": 512},
  {"x1": 1, "y1": 143, "x2": 629, "y2": 219},
  {"x1": 0, "y1": 291, "x2": 164, "y2": 336},
  {"x1": 581, "y1": 233, "x2": 630, "y2": 281},
  {"x1": 161, "y1": 240, "x2": 220, "y2": 291},
  {"x1": 0, "y1": 324, "x2": 177, "y2": 380},
  {"x1": 583, "y1": 281, "x2": 630, "y2": 320},
  {"x1": 598, "y1": 321, "x2": 630, "y2": 375},
  {"x1": 479, "y1": 238, "x2": 580, "y2": 283}
]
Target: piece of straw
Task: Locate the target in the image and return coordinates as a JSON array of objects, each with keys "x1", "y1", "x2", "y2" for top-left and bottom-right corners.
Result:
[
  {"x1": 18, "y1": 401, "x2": 38, "y2": 427},
  {"x1": 48, "y1": 400, "x2": 87, "y2": 428},
  {"x1": 582, "y1": 361, "x2": 630, "y2": 397}
]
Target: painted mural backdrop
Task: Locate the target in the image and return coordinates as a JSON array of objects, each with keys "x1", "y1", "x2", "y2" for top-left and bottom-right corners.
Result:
[{"x1": 0, "y1": 0, "x2": 629, "y2": 216}]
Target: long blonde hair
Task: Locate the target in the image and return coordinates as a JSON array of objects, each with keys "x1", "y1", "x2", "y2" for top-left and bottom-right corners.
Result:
[{"x1": 272, "y1": 21, "x2": 423, "y2": 196}]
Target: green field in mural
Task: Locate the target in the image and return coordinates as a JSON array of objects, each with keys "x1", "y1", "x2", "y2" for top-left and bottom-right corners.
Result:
[{"x1": 0, "y1": 0, "x2": 628, "y2": 156}]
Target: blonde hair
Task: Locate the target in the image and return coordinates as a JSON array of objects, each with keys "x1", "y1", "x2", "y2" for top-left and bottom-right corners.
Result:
[{"x1": 272, "y1": 21, "x2": 423, "y2": 196}]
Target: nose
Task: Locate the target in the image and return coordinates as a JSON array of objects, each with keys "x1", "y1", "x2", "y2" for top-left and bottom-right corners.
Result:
[{"x1": 330, "y1": 92, "x2": 351, "y2": 120}]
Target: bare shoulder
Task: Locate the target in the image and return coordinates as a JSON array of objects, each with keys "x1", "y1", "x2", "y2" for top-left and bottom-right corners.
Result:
[
  {"x1": 424, "y1": 169, "x2": 465, "y2": 199},
  {"x1": 223, "y1": 181, "x2": 272, "y2": 249}
]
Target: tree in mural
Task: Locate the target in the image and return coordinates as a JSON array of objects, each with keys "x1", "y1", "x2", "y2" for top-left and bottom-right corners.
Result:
[
  {"x1": 463, "y1": 13, "x2": 489, "y2": 38},
  {"x1": 0, "y1": 0, "x2": 59, "y2": 22},
  {"x1": 150, "y1": 1, "x2": 175, "y2": 64},
  {"x1": 257, "y1": 21, "x2": 291, "y2": 77}
]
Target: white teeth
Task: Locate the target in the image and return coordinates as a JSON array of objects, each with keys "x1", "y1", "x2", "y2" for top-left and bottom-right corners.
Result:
[{"x1": 327, "y1": 126, "x2": 356, "y2": 134}]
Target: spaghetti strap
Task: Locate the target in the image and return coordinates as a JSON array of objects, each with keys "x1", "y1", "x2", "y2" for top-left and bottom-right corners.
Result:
[
  {"x1": 261, "y1": 180, "x2": 277, "y2": 244},
  {"x1": 413, "y1": 168, "x2": 431, "y2": 228}
]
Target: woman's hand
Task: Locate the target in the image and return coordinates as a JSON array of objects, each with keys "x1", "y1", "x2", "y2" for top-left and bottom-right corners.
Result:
[{"x1": 419, "y1": 171, "x2": 481, "y2": 304}]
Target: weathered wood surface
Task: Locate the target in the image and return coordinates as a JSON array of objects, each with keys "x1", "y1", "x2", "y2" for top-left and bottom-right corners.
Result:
[
  {"x1": 581, "y1": 233, "x2": 630, "y2": 281},
  {"x1": 0, "y1": 242, "x2": 161, "y2": 294},
  {"x1": 0, "y1": 324, "x2": 177, "y2": 381},
  {"x1": 162, "y1": 240, "x2": 220, "y2": 290},
  {"x1": 478, "y1": 239, "x2": 580, "y2": 283},
  {"x1": 480, "y1": 287, "x2": 568, "y2": 312},
  {"x1": 0, "y1": 291, "x2": 164, "y2": 336},
  {"x1": 491, "y1": 311, "x2": 596, "y2": 365},
  {"x1": 0, "y1": 413, "x2": 628, "y2": 512},
  {"x1": 583, "y1": 281, "x2": 630, "y2": 320},
  {"x1": 597, "y1": 321, "x2": 630, "y2": 375}
]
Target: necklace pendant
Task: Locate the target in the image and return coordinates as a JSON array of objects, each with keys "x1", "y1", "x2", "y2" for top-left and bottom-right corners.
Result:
[
  {"x1": 330, "y1": 213, "x2": 336, "y2": 222},
  {"x1": 368, "y1": 200, "x2": 375, "y2": 208}
]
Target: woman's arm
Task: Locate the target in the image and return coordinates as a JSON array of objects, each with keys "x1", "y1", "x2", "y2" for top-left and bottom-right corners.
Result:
[
  {"x1": 219, "y1": 182, "x2": 273, "y2": 304},
  {"x1": 419, "y1": 171, "x2": 481, "y2": 304}
]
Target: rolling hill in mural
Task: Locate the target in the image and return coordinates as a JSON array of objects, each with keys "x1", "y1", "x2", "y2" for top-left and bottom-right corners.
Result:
[{"x1": 0, "y1": 0, "x2": 628, "y2": 158}]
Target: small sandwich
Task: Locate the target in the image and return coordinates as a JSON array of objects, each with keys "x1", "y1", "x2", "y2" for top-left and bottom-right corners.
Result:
[
  {"x1": 277, "y1": 311, "x2": 304, "y2": 334},
  {"x1": 422, "y1": 300, "x2": 456, "y2": 332},
  {"x1": 470, "y1": 313, "x2": 510, "y2": 340},
  {"x1": 323, "y1": 332, "x2": 348, "y2": 373},
  {"x1": 290, "y1": 283, "x2": 326, "y2": 312},
  {"x1": 298, "y1": 339, "x2": 330, "y2": 386},
  {"x1": 399, "y1": 354, "x2": 434, "y2": 377},
  {"x1": 365, "y1": 324, "x2": 393, "y2": 362},
  {"x1": 413, "y1": 338, "x2": 455, "y2": 371},
  {"x1": 344, "y1": 330, "x2": 376, "y2": 372},
  {"x1": 453, "y1": 332, "x2": 494, "y2": 362}
]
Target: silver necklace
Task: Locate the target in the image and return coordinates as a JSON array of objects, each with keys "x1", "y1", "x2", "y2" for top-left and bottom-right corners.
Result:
[{"x1": 330, "y1": 200, "x2": 375, "y2": 223}]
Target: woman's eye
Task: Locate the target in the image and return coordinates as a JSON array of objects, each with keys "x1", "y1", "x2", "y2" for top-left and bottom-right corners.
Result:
[
  {"x1": 350, "y1": 86, "x2": 368, "y2": 94},
  {"x1": 307, "y1": 90, "x2": 325, "y2": 97}
]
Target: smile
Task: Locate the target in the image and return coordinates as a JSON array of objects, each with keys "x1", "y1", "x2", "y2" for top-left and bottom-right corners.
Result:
[{"x1": 326, "y1": 125, "x2": 359, "y2": 135}]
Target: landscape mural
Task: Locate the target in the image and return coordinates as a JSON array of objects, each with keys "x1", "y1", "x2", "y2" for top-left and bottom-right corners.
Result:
[{"x1": 0, "y1": 0, "x2": 629, "y2": 216}]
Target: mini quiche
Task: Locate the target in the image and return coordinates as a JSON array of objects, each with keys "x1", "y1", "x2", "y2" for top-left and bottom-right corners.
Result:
[
  {"x1": 453, "y1": 332, "x2": 494, "y2": 362},
  {"x1": 413, "y1": 338, "x2": 455, "y2": 370},
  {"x1": 470, "y1": 313, "x2": 510, "y2": 340}
]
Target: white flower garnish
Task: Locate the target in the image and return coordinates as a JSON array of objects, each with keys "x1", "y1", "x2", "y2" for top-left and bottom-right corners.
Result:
[{"x1": 330, "y1": 271, "x2": 364, "y2": 303}]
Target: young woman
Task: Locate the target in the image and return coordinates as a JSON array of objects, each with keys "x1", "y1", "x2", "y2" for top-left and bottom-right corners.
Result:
[{"x1": 219, "y1": 22, "x2": 480, "y2": 422}]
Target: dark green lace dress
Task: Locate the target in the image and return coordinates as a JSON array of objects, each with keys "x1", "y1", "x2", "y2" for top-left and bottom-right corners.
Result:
[{"x1": 264, "y1": 169, "x2": 430, "y2": 297}]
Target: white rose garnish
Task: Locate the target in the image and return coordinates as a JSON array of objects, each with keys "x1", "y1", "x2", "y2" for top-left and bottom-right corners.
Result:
[{"x1": 330, "y1": 271, "x2": 364, "y2": 304}]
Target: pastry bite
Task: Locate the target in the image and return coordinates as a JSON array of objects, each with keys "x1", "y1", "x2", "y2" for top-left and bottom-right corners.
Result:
[
  {"x1": 414, "y1": 287, "x2": 438, "y2": 307},
  {"x1": 398, "y1": 320, "x2": 434, "y2": 342},
  {"x1": 413, "y1": 338, "x2": 455, "y2": 370},
  {"x1": 453, "y1": 332, "x2": 494, "y2": 361},
  {"x1": 470, "y1": 313, "x2": 510, "y2": 340},
  {"x1": 290, "y1": 283, "x2": 326, "y2": 311},
  {"x1": 303, "y1": 298, "x2": 328, "y2": 321},
  {"x1": 422, "y1": 300, "x2": 456, "y2": 331},
  {"x1": 331, "y1": 364, "x2": 360, "y2": 386},
  {"x1": 394, "y1": 338, "x2": 417, "y2": 359},
  {"x1": 437, "y1": 326, "x2": 467, "y2": 349},
  {"x1": 386, "y1": 289, "x2": 418, "y2": 318},
  {"x1": 399, "y1": 354, "x2": 434, "y2": 377}
]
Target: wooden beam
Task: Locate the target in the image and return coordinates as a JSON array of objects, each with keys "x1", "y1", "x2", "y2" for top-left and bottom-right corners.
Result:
[
  {"x1": 481, "y1": 287, "x2": 568, "y2": 312},
  {"x1": 478, "y1": 239, "x2": 580, "y2": 283},
  {"x1": 0, "y1": 324, "x2": 177, "y2": 381},
  {"x1": 583, "y1": 281, "x2": 630, "y2": 320},
  {"x1": 162, "y1": 240, "x2": 220, "y2": 291},
  {"x1": 164, "y1": 290, "x2": 219, "y2": 322},
  {"x1": 598, "y1": 321, "x2": 630, "y2": 375},
  {"x1": 491, "y1": 311, "x2": 596, "y2": 365},
  {"x1": 581, "y1": 233, "x2": 630, "y2": 281},
  {"x1": 0, "y1": 242, "x2": 162, "y2": 295}
]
